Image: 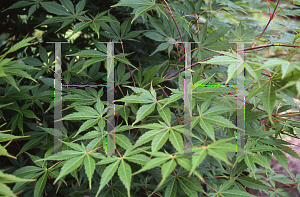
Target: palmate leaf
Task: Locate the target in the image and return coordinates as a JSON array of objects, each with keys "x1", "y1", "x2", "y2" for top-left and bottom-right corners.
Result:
[{"x1": 96, "y1": 160, "x2": 121, "y2": 197}]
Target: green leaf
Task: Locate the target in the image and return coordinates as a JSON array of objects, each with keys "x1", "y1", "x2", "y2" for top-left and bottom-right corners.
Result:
[
  {"x1": 115, "y1": 134, "x2": 132, "y2": 149},
  {"x1": 199, "y1": 118, "x2": 215, "y2": 141},
  {"x1": 96, "y1": 160, "x2": 121, "y2": 197},
  {"x1": 237, "y1": 176, "x2": 271, "y2": 189},
  {"x1": 132, "y1": 103, "x2": 156, "y2": 126},
  {"x1": 75, "y1": 118, "x2": 99, "y2": 137},
  {"x1": 97, "y1": 157, "x2": 119, "y2": 165},
  {"x1": 220, "y1": 189, "x2": 257, "y2": 197},
  {"x1": 124, "y1": 154, "x2": 149, "y2": 165},
  {"x1": 41, "y1": 2, "x2": 71, "y2": 15},
  {"x1": 157, "y1": 104, "x2": 171, "y2": 126},
  {"x1": 202, "y1": 106, "x2": 235, "y2": 116},
  {"x1": 169, "y1": 130, "x2": 184, "y2": 152},
  {"x1": 133, "y1": 128, "x2": 165, "y2": 149},
  {"x1": 165, "y1": 178, "x2": 177, "y2": 197},
  {"x1": 75, "y1": 0, "x2": 86, "y2": 14},
  {"x1": 178, "y1": 178, "x2": 198, "y2": 197},
  {"x1": 13, "y1": 166, "x2": 44, "y2": 177},
  {"x1": 132, "y1": 5, "x2": 155, "y2": 23},
  {"x1": 143, "y1": 31, "x2": 165, "y2": 41},
  {"x1": 189, "y1": 148, "x2": 207, "y2": 177},
  {"x1": 252, "y1": 154, "x2": 274, "y2": 173},
  {"x1": 272, "y1": 150, "x2": 292, "y2": 177},
  {"x1": 68, "y1": 21, "x2": 92, "y2": 39},
  {"x1": 54, "y1": 155, "x2": 85, "y2": 184},
  {"x1": 131, "y1": 157, "x2": 170, "y2": 176},
  {"x1": 3, "y1": 1, "x2": 35, "y2": 11},
  {"x1": 281, "y1": 62, "x2": 294, "y2": 79},
  {"x1": 262, "y1": 82, "x2": 276, "y2": 124},
  {"x1": 34, "y1": 172, "x2": 47, "y2": 197},
  {"x1": 84, "y1": 154, "x2": 95, "y2": 190},
  {"x1": 152, "y1": 131, "x2": 169, "y2": 152},
  {"x1": 158, "y1": 158, "x2": 176, "y2": 188},
  {"x1": 201, "y1": 56, "x2": 237, "y2": 65},
  {"x1": 59, "y1": 0, "x2": 75, "y2": 15},
  {"x1": 203, "y1": 115, "x2": 236, "y2": 128},
  {"x1": 180, "y1": 176, "x2": 204, "y2": 192},
  {"x1": 118, "y1": 159, "x2": 132, "y2": 197},
  {"x1": 112, "y1": 0, "x2": 154, "y2": 7}
]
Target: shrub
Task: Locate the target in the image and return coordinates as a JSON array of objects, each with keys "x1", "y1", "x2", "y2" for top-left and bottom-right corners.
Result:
[{"x1": 1, "y1": 0, "x2": 300, "y2": 196}]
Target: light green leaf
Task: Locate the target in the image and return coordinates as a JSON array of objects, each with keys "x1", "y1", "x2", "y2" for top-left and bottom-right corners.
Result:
[
  {"x1": 261, "y1": 82, "x2": 276, "y2": 124},
  {"x1": 152, "y1": 131, "x2": 169, "y2": 152},
  {"x1": 133, "y1": 128, "x2": 165, "y2": 149},
  {"x1": 201, "y1": 56, "x2": 237, "y2": 65},
  {"x1": 118, "y1": 159, "x2": 132, "y2": 197},
  {"x1": 169, "y1": 130, "x2": 184, "y2": 152},
  {"x1": 202, "y1": 106, "x2": 235, "y2": 116},
  {"x1": 189, "y1": 148, "x2": 207, "y2": 177},
  {"x1": 157, "y1": 103, "x2": 171, "y2": 126},
  {"x1": 199, "y1": 118, "x2": 215, "y2": 141},
  {"x1": 54, "y1": 155, "x2": 85, "y2": 184},
  {"x1": 203, "y1": 115, "x2": 236, "y2": 128},
  {"x1": 252, "y1": 154, "x2": 275, "y2": 173},
  {"x1": 84, "y1": 154, "x2": 95, "y2": 190},
  {"x1": 281, "y1": 62, "x2": 294, "y2": 79},
  {"x1": 220, "y1": 189, "x2": 257, "y2": 197},
  {"x1": 112, "y1": 0, "x2": 154, "y2": 7},
  {"x1": 158, "y1": 158, "x2": 176, "y2": 188},
  {"x1": 75, "y1": 118, "x2": 99, "y2": 137},
  {"x1": 96, "y1": 160, "x2": 121, "y2": 197},
  {"x1": 132, "y1": 103, "x2": 156, "y2": 126},
  {"x1": 131, "y1": 157, "x2": 170, "y2": 176},
  {"x1": 124, "y1": 154, "x2": 149, "y2": 165},
  {"x1": 115, "y1": 134, "x2": 132, "y2": 149}
]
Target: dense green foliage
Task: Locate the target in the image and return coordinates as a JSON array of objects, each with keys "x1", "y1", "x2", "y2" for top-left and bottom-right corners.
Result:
[{"x1": 1, "y1": 0, "x2": 300, "y2": 196}]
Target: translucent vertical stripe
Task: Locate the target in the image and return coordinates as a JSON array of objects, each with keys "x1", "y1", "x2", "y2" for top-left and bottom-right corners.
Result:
[
  {"x1": 53, "y1": 42, "x2": 62, "y2": 154},
  {"x1": 236, "y1": 42, "x2": 245, "y2": 156},
  {"x1": 183, "y1": 42, "x2": 193, "y2": 156},
  {"x1": 106, "y1": 42, "x2": 115, "y2": 156}
]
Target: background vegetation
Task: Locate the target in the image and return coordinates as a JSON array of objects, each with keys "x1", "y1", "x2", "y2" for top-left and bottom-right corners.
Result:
[{"x1": 1, "y1": 0, "x2": 300, "y2": 196}]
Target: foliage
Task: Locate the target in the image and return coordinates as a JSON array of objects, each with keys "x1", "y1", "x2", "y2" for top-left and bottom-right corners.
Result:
[{"x1": 1, "y1": 0, "x2": 300, "y2": 196}]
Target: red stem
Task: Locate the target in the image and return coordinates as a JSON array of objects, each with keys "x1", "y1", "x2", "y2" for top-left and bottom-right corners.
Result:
[{"x1": 252, "y1": 0, "x2": 281, "y2": 47}]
